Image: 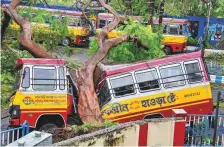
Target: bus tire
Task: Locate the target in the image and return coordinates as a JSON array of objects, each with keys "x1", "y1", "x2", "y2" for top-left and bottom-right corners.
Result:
[
  {"x1": 38, "y1": 123, "x2": 58, "y2": 132},
  {"x1": 164, "y1": 46, "x2": 172, "y2": 55},
  {"x1": 62, "y1": 38, "x2": 70, "y2": 46}
]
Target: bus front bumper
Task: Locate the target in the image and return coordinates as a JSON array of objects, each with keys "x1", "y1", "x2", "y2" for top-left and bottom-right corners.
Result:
[{"x1": 9, "y1": 118, "x2": 20, "y2": 127}]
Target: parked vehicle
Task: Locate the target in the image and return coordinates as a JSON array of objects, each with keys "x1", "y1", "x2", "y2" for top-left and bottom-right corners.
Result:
[
  {"x1": 95, "y1": 13, "x2": 190, "y2": 54},
  {"x1": 8, "y1": 7, "x2": 90, "y2": 47},
  {"x1": 8, "y1": 51, "x2": 213, "y2": 130}
]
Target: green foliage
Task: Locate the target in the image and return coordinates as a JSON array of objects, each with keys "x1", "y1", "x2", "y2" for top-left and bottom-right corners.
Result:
[
  {"x1": 1, "y1": 49, "x2": 32, "y2": 108},
  {"x1": 213, "y1": 101, "x2": 224, "y2": 109},
  {"x1": 211, "y1": 83, "x2": 224, "y2": 89},
  {"x1": 65, "y1": 60, "x2": 82, "y2": 69},
  {"x1": 110, "y1": 0, "x2": 224, "y2": 18},
  {"x1": 88, "y1": 20, "x2": 165, "y2": 63},
  {"x1": 205, "y1": 53, "x2": 224, "y2": 64},
  {"x1": 188, "y1": 37, "x2": 198, "y2": 46},
  {"x1": 71, "y1": 120, "x2": 118, "y2": 133}
]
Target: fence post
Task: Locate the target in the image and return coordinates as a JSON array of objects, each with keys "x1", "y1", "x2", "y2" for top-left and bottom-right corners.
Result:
[{"x1": 213, "y1": 91, "x2": 221, "y2": 146}]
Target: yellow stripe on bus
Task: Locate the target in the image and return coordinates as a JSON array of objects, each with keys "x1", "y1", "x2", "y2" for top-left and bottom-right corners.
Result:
[{"x1": 111, "y1": 100, "x2": 210, "y2": 121}]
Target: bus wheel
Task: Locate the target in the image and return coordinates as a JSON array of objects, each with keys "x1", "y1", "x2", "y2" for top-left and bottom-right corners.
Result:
[
  {"x1": 164, "y1": 46, "x2": 172, "y2": 55},
  {"x1": 39, "y1": 123, "x2": 58, "y2": 132},
  {"x1": 62, "y1": 38, "x2": 70, "y2": 46}
]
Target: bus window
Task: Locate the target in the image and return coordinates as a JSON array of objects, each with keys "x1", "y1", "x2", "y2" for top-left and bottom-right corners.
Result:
[
  {"x1": 163, "y1": 25, "x2": 167, "y2": 34},
  {"x1": 184, "y1": 61, "x2": 203, "y2": 83},
  {"x1": 110, "y1": 74, "x2": 135, "y2": 97},
  {"x1": 59, "y1": 67, "x2": 65, "y2": 90},
  {"x1": 168, "y1": 25, "x2": 179, "y2": 35},
  {"x1": 179, "y1": 25, "x2": 183, "y2": 35},
  {"x1": 99, "y1": 19, "x2": 106, "y2": 28},
  {"x1": 160, "y1": 64, "x2": 185, "y2": 88},
  {"x1": 22, "y1": 67, "x2": 30, "y2": 88},
  {"x1": 184, "y1": 24, "x2": 190, "y2": 36},
  {"x1": 33, "y1": 66, "x2": 57, "y2": 91},
  {"x1": 135, "y1": 69, "x2": 160, "y2": 92},
  {"x1": 98, "y1": 82, "x2": 111, "y2": 107}
]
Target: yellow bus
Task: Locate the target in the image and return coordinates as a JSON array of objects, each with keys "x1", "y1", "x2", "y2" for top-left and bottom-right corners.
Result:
[
  {"x1": 96, "y1": 13, "x2": 189, "y2": 54},
  {"x1": 9, "y1": 7, "x2": 90, "y2": 46}
]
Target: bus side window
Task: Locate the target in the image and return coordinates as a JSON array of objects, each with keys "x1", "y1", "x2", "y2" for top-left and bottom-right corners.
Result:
[
  {"x1": 110, "y1": 74, "x2": 135, "y2": 97},
  {"x1": 99, "y1": 19, "x2": 106, "y2": 28},
  {"x1": 135, "y1": 69, "x2": 160, "y2": 92},
  {"x1": 179, "y1": 25, "x2": 183, "y2": 35},
  {"x1": 22, "y1": 67, "x2": 30, "y2": 88},
  {"x1": 184, "y1": 61, "x2": 203, "y2": 83},
  {"x1": 168, "y1": 24, "x2": 179, "y2": 35},
  {"x1": 98, "y1": 82, "x2": 111, "y2": 107},
  {"x1": 160, "y1": 64, "x2": 185, "y2": 88},
  {"x1": 163, "y1": 25, "x2": 167, "y2": 34},
  {"x1": 59, "y1": 67, "x2": 65, "y2": 90}
]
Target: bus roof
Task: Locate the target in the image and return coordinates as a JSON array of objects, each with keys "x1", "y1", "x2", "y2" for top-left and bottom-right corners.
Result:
[
  {"x1": 98, "y1": 13, "x2": 188, "y2": 24},
  {"x1": 99, "y1": 51, "x2": 202, "y2": 77},
  {"x1": 153, "y1": 18, "x2": 188, "y2": 24},
  {"x1": 16, "y1": 58, "x2": 65, "y2": 69}
]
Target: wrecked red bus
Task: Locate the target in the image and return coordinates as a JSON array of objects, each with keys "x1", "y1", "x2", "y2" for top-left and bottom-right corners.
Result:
[
  {"x1": 8, "y1": 51, "x2": 213, "y2": 130},
  {"x1": 95, "y1": 51, "x2": 213, "y2": 122}
]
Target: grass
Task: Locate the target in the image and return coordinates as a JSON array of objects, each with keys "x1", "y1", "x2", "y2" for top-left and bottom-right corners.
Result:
[
  {"x1": 213, "y1": 101, "x2": 224, "y2": 108},
  {"x1": 205, "y1": 53, "x2": 224, "y2": 64},
  {"x1": 71, "y1": 120, "x2": 118, "y2": 133},
  {"x1": 211, "y1": 83, "x2": 224, "y2": 89}
]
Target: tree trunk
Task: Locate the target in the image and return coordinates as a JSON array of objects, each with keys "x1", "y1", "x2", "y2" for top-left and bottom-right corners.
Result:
[
  {"x1": 148, "y1": 0, "x2": 155, "y2": 25},
  {"x1": 77, "y1": 70, "x2": 102, "y2": 123},
  {"x1": 1, "y1": 12, "x2": 11, "y2": 42},
  {"x1": 159, "y1": 0, "x2": 165, "y2": 25},
  {"x1": 202, "y1": 0, "x2": 211, "y2": 55}
]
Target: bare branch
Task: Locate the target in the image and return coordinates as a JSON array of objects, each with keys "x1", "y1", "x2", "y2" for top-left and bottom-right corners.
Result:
[{"x1": 98, "y1": 0, "x2": 121, "y2": 33}]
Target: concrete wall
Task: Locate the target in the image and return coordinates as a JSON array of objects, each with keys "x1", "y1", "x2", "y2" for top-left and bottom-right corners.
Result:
[{"x1": 53, "y1": 118, "x2": 185, "y2": 146}]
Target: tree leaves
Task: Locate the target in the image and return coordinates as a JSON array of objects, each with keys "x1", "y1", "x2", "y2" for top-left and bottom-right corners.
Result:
[{"x1": 88, "y1": 20, "x2": 165, "y2": 63}]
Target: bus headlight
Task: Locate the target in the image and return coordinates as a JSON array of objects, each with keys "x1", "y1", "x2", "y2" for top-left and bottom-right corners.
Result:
[{"x1": 9, "y1": 105, "x2": 20, "y2": 118}]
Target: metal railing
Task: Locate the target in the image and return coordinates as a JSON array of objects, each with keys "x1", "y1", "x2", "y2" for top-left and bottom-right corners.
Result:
[
  {"x1": 0, "y1": 121, "x2": 29, "y2": 146},
  {"x1": 185, "y1": 115, "x2": 224, "y2": 146}
]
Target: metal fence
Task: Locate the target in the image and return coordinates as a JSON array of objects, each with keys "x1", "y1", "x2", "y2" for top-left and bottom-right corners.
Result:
[
  {"x1": 185, "y1": 115, "x2": 224, "y2": 146},
  {"x1": 206, "y1": 61, "x2": 224, "y2": 76},
  {"x1": 0, "y1": 121, "x2": 29, "y2": 146}
]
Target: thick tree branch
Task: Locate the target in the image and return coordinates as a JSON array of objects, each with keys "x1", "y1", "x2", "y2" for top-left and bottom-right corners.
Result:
[
  {"x1": 105, "y1": 34, "x2": 129, "y2": 48},
  {"x1": 3, "y1": 0, "x2": 53, "y2": 58},
  {"x1": 1, "y1": 12, "x2": 11, "y2": 42},
  {"x1": 98, "y1": 0, "x2": 120, "y2": 33},
  {"x1": 1, "y1": 0, "x2": 20, "y2": 41}
]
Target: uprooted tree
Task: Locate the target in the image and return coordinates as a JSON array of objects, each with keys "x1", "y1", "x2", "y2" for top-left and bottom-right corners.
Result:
[{"x1": 1, "y1": 0, "x2": 163, "y2": 123}]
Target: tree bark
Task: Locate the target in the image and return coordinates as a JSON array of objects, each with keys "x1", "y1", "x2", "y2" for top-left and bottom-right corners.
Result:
[
  {"x1": 148, "y1": 0, "x2": 155, "y2": 25},
  {"x1": 159, "y1": 0, "x2": 165, "y2": 25},
  {"x1": 1, "y1": 12, "x2": 11, "y2": 42}
]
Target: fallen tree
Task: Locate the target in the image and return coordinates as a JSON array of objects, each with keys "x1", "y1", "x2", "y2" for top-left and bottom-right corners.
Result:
[{"x1": 1, "y1": 0, "x2": 163, "y2": 123}]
